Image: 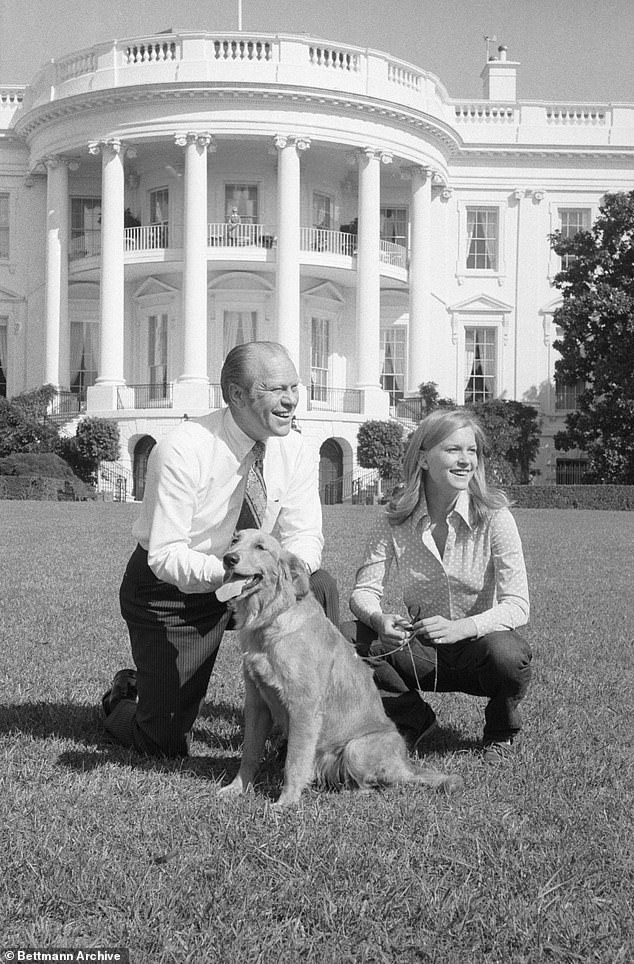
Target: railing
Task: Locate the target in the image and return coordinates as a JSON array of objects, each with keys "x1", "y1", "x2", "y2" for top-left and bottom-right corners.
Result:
[
  {"x1": 117, "y1": 383, "x2": 173, "y2": 409},
  {"x1": 125, "y1": 224, "x2": 169, "y2": 250},
  {"x1": 207, "y1": 222, "x2": 276, "y2": 248},
  {"x1": 300, "y1": 227, "x2": 356, "y2": 256},
  {"x1": 307, "y1": 387, "x2": 362, "y2": 414},
  {"x1": 322, "y1": 468, "x2": 402, "y2": 505},
  {"x1": 379, "y1": 239, "x2": 408, "y2": 269},
  {"x1": 391, "y1": 396, "x2": 425, "y2": 422},
  {"x1": 209, "y1": 383, "x2": 224, "y2": 409},
  {"x1": 99, "y1": 460, "x2": 134, "y2": 502},
  {"x1": 69, "y1": 233, "x2": 101, "y2": 260},
  {"x1": 213, "y1": 39, "x2": 273, "y2": 61},
  {"x1": 48, "y1": 390, "x2": 86, "y2": 420}
]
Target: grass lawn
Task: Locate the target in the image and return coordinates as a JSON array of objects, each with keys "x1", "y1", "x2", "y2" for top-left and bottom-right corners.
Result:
[{"x1": 0, "y1": 501, "x2": 632, "y2": 963}]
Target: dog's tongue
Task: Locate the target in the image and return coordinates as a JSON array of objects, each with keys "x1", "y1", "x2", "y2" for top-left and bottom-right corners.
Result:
[{"x1": 216, "y1": 577, "x2": 251, "y2": 602}]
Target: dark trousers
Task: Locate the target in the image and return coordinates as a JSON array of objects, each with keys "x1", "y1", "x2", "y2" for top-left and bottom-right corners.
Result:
[
  {"x1": 341, "y1": 620, "x2": 532, "y2": 742},
  {"x1": 105, "y1": 544, "x2": 340, "y2": 757}
]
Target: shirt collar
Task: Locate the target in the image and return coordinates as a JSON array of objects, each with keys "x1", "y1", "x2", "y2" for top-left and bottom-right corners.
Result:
[
  {"x1": 222, "y1": 408, "x2": 264, "y2": 462},
  {"x1": 411, "y1": 487, "x2": 474, "y2": 530}
]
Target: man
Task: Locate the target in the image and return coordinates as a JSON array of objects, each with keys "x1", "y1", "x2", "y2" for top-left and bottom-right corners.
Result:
[{"x1": 102, "y1": 341, "x2": 338, "y2": 757}]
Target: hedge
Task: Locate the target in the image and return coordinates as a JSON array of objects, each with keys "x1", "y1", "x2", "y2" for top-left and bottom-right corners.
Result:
[
  {"x1": 504, "y1": 485, "x2": 634, "y2": 510},
  {"x1": 0, "y1": 475, "x2": 96, "y2": 501}
]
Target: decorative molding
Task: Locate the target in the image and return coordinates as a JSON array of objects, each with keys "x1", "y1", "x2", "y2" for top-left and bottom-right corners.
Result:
[
  {"x1": 273, "y1": 134, "x2": 311, "y2": 151},
  {"x1": 174, "y1": 131, "x2": 215, "y2": 150}
]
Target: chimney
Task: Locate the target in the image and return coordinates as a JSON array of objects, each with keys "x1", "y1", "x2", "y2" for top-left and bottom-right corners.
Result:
[{"x1": 480, "y1": 45, "x2": 519, "y2": 102}]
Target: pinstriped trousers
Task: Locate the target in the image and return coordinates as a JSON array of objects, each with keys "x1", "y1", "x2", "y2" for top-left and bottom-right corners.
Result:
[{"x1": 105, "y1": 544, "x2": 339, "y2": 757}]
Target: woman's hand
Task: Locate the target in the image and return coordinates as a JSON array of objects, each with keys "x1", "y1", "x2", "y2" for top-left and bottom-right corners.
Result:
[
  {"x1": 369, "y1": 612, "x2": 413, "y2": 644},
  {"x1": 412, "y1": 614, "x2": 478, "y2": 645}
]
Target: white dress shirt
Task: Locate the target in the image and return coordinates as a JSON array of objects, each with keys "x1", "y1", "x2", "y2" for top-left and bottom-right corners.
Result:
[
  {"x1": 350, "y1": 490, "x2": 529, "y2": 638},
  {"x1": 133, "y1": 407, "x2": 323, "y2": 593}
]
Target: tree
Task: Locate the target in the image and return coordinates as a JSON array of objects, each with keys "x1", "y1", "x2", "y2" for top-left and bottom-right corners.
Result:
[
  {"x1": 60, "y1": 417, "x2": 121, "y2": 484},
  {"x1": 550, "y1": 190, "x2": 634, "y2": 482},
  {"x1": 0, "y1": 385, "x2": 60, "y2": 457},
  {"x1": 417, "y1": 381, "x2": 454, "y2": 413},
  {"x1": 467, "y1": 399, "x2": 541, "y2": 484},
  {"x1": 357, "y1": 420, "x2": 405, "y2": 480}
]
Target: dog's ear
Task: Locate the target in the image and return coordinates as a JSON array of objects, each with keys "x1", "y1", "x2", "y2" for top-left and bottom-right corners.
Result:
[{"x1": 280, "y1": 551, "x2": 311, "y2": 599}]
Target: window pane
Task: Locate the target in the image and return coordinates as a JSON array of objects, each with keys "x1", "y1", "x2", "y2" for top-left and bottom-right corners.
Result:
[
  {"x1": 311, "y1": 317, "x2": 330, "y2": 401},
  {"x1": 70, "y1": 198, "x2": 102, "y2": 258},
  {"x1": 0, "y1": 194, "x2": 9, "y2": 259},
  {"x1": 380, "y1": 207, "x2": 408, "y2": 246},
  {"x1": 380, "y1": 326, "x2": 407, "y2": 404},
  {"x1": 223, "y1": 310, "x2": 257, "y2": 355},
  {"x1": 555, "y1": 376, "x2": 584, "y2": 410},
  {"x1": 466, "y1": 209, "x2": 498, "y2": 270},
  {"x1": 225, "y1": 184, "x2": 258, "y2": 223},
  {"x1": 313, "y1": 193, "x2": 332, "y2": 229},
  {"x1": 464, "y1": 327, "x2": 496, "y2": 402},
  {"x1": 559, "y1": 208, "x2": 590, "y2": 268}
]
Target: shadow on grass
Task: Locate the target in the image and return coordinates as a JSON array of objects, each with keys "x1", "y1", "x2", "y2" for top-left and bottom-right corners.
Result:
[{"x1": 0, "y1": 698, "x2": 252, "y2": 780}]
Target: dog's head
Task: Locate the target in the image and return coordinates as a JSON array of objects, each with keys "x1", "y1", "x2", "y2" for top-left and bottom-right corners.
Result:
[{"x1": 216, "y1": 529, "x2": 311, "y2": 627}]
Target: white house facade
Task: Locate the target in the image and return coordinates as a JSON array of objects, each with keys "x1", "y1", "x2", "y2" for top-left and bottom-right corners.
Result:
[{"x1": 1, "y1": 31, "x2": 633, "y2": 497}]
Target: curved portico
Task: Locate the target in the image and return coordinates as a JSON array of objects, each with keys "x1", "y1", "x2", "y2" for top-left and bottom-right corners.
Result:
[{"x1": 15, "y1": 31, "x2": 451, "y2": 418}]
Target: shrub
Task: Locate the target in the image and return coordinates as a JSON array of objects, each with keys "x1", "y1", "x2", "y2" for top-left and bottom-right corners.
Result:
[
  {"x1": 503, "y1": 484, "x2": 634, "y2": 510},
  {"x1": 60, "y1": 417, "x2": 121, "y2": 484},
  {"x1": 357, "y1": 420, "x2": 405, "y2": 479},
  {"x1": 0, "y1": 452, "x2": 95, "y2": 501}
]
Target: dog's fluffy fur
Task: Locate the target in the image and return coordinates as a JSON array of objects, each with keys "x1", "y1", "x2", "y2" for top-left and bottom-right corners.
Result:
[{"x1": 218, "y1": 529, "x2": 463, "y2": 807}]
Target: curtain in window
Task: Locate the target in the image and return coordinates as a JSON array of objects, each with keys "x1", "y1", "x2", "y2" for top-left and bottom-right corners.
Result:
[
  {"x1": 484, "y1": 213, "x2": 497, "y2": 269},
  {"x1": 70, "y1": 322, "x2": 98, "y2": 390},
  {"x1": 223, "y1": 311, "x2": 257, "y2": 355}
]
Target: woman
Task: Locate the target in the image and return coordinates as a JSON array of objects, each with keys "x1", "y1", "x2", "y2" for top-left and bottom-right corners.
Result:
[{"x1": 347, "y1": 409, "x2": 532, "y2": 763}]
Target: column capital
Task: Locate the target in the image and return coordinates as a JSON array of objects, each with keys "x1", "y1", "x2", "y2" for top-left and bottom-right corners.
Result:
[
  {"x1": 174, "y1": 131, "x2": 216, "y2": 150},
  {"x1": 42, "y1": 155, "x2": 80, "y2": 172},
  {"x1": 512, "y1": 188, "x2": 527, "y2": 201},
  {"x1": 273, "y1": 134, "x2": 311, "y2": 152},
  {"x1": 531, "y1": 188, "x2": 546, "y2": 203},
  {"x1": 88, "y1": 138, "x2": 137, "y2": 159},
  {"x1": 358, "y1": 148, "x2": 393, "y2": 165}
]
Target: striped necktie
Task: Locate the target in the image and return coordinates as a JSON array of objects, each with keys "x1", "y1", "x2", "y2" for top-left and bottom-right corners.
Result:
[{"x1": 236, "y1": 440, "x2": 267, "y2": 530}]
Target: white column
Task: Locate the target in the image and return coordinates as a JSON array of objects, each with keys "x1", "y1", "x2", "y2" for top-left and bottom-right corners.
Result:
[
  {"x1": 177, "y1": 131, "x2": 213, "y2": 385},
  {"x1": 274, "y1": 134, "x2": 310, "y2": 369},
  {"x1": 355, "y1": 148, "x2": 391, "y2": 415},
  {"x1": 92, "y1": 138, "x2": 125, "y2": 388},
  {"x1": 44, "y1": 157, "x2": 69, "y2": 389},
  {"x1": 407, "y1": 166, "x2": 433, "y2": 394}
]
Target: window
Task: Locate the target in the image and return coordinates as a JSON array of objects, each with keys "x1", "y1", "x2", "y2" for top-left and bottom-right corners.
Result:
[
  {"x1": 311, "y1": 317, "x2": 330, "y2": 402},
  {"x1": 555, "y1": 375, "x2": 585, "y2": 411},
  {"x1": 70, "y1": 197, "x2": 101, "y2": 259},
  {"x1": 70, "y1": 321, "x2": 98, "y2": 396},
  {"x1": 464, "y1": 327, "x2": 497, "y2": 402},
  {"x1": 313, "y1": 193, "x2": 333, "y2": 229},
  {"x1": 225, "y1": 184, "x2": 258, "y2": 224},
  {"x1": 380, "y1": 326, "x2": 407, "y2": 405},
  {"x1": 559, "y1": 208, "x2": 590, "y2": 269},
  {"x1": 149, "y1": 188, "x2": 169, "y2": 247},
  {"x1": 556, "y1": 459, "x2": 588, "y2": 484},
  {"x1": 0, "y1": 194, "x2": 9, "y2": 259},
  {"x1": 0, "y1": 316, "x2": 7, "y2": 396},
  {"x1": 466, "y1": 208, "x2": 498, "y2": 270},
  {"x1": 223, "y1": 310, "x2": 257, "y2": 356},
  {"x1": 148, "y1": 314, "x2": 168, "y2": 400},
  {"x1": 380, "y1": 207, "x2": 408, "y2": 247}
]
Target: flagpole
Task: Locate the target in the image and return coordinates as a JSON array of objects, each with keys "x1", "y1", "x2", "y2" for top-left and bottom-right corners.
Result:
[{"x1": 238, "y1": 0, "x2": 243, "y2": 31}]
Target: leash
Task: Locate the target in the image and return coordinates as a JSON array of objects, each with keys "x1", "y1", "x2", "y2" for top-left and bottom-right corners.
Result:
[{"x1": 361, "y1": 606, "x2": 439, "y2": 695}]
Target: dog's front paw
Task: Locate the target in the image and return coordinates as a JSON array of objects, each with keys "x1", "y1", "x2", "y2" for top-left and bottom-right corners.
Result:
[
  {"x1": 217, "y1": 775, "x2": 248, "y2": 798},
  {"x1": 271, "y1": 789, "x2": 302, "y2": 809}
]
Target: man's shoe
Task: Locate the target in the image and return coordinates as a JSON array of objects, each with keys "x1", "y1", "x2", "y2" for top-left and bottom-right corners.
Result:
[
  {"x1": 482, "y1": 738, "x2": 514, "y2": 764},
  {"x1": 102, "y1": 668, "x2": 137, "y2": 717},
  {"x1": 407, "y1": 704, "x2": 438, "y2": 754}
]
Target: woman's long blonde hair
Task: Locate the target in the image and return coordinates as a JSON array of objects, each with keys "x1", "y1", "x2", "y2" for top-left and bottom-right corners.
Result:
[{"x1": 387, "y1": 408, "x2": 509, "y2": 526}]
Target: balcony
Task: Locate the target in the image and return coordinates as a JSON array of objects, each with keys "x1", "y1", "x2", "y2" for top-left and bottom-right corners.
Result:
[
  {"x1": 307, "y1": 387, "x2": 362, "y2": 414},
  {"x1": 117, "y1": 383, "x2": 174, "y2": 409},
  {"x1": 68, "y1": 223, "x2": 409, "y2": 275}
]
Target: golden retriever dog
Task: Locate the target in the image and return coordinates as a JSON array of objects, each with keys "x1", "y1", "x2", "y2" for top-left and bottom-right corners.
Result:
[{"x1": 216, "y1": 529, "x2": 463, "y2": 807}]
